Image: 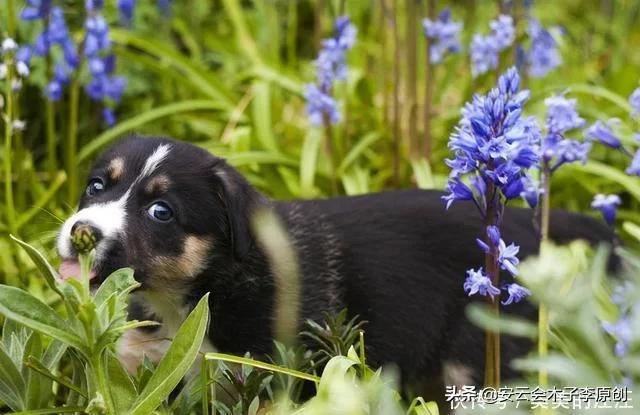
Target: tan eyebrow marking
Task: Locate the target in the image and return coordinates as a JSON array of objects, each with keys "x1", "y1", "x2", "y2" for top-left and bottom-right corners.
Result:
[
  {"x1": 145, "y1": 175, "x2": 171, "y2": 194},
  {"x1": 108, "y1": 157, "x2": 125, "y2": 181}
]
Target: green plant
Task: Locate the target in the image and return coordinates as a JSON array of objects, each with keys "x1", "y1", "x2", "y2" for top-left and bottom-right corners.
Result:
[{"x1": 0, "y1": 236, "x2": 210, "y2": 414}]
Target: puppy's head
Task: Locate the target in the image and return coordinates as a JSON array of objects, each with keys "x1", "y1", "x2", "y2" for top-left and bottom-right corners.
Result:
[{"x1": 57, "y1": 136, "x2": 262, "y2": 291}]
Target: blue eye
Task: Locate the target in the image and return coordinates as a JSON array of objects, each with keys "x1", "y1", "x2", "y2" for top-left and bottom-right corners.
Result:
[
  {"x1": 147, "y1": 202, "x2": 173, "y2": 222},
  {"x1": 86, "y1": 178, "x2": 105, "y2": 196}
]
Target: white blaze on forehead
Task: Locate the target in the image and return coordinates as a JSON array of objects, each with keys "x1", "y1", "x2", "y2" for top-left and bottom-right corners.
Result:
[
  {"x1": 57, "y1": 143, "x2": 173, "y2": 260},
  {"x1": 140, "y1": 144, "x2": 171, "y2": 179}
]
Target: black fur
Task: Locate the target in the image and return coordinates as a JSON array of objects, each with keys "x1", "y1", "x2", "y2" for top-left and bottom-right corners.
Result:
[{"x1": 66, "y1": 136, "x2": 617, "y2": 388}]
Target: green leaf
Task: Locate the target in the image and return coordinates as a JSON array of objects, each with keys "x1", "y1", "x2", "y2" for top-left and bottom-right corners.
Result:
[
  {"x1": 128, "y1": 294, "x2": 210, "y2": 415},
  {"x1": 411, "y1": 158, "x2": 436, "y2": 190},
  {"x1": 0, "y1": 286, "x2": 85, "y2": 353},
  {"x1": 300, "y1": 129, "x2": 322, "y2": 197},
  {"x1": 571, "y1": 161, "x2": 640, "y2": 201},
  {"x1": 205, "y1": 353, "x2": 320, "y2": 383},
  {"x1": 10, "y1": 236, "x2": 64, "y2": 299},
  {"x1": 8, "y1": 407, "x2": 86, "y2": 414},
  {"x1": 338, "y1": 132, "x2": 381, "y2": 174},
  {"x1": 0, "y1": 345, "x2": 26, "y2": 410},
  {"x1": 252, "y1": 81, "x2": 279, "y2": 152},
  {"x1": 466, "y1": 303, "x2": 538, "y2": 339},
  {"x1": 317, "y1": 355, "x2": 358, "y2": 396},
  {"x1": 93, "y1": 268, "x2": 138, "y2": 307},
  {"x1": 106, "y1": 351, "x2": 137, "y2": 414}
]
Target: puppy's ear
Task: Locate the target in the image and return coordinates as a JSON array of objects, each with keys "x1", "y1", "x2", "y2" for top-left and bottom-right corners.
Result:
[{"x1": 214, "y1": 162, "x2": 265, "y2": 261}]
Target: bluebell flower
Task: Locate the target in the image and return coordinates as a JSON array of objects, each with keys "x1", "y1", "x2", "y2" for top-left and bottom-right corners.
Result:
[
  {"x1": 118, "y1": 0, "x2": 136, "y2": 24},
  {"x1": 444, "y1": 67, "x2": 539, "y2": 211},
  {"x1": 442, "y1": 178, "x2": 474, "y2": 209},
  {"x1": 544, "y1": 94, "x2": 585, "y2": 135},
  {"x1": 476, "y1": 236, "x2": 521, "y2": 275},
  {"x1": 526, "y1": 19, "x2": 561, "y2": 78},
  {"x1": 157, "y1": 0, "x2": 171, "y2": 14},
  {"x1": 470, "y1": 15, "x2": 515, "y2": 77},
  {"x1": 102, "y1": 107, "x2": 116, "y2": 126},
  {"x1": 20, "y1": 0, "x2": 52, "y2": 20},
  {"x1": 304, "y1": 83, "x2": 340, "y2": 126},
  {"x1": 541, "y1": 94, "x2": 591, "y2": 170},
  {"x1": 84, "y1": 15, "x2": 111, "y2": 57},
  {"x1": 85, "y1": 0, "x2": 104, "y2": 11},
  {"x1": 306, "y1": 16, "x2": 356, "y2": 126},
  {"x1": 422, "y1": 8, "x2": 462, "y2": 64},
  {"x1": 591, "y1": 194, "x2": 621, "y2": 226},
  {"x1": 603, "y1": 316, "x2": 632, "y2": 357},
  {"x1": 521, "y1": 176, "x2": 541, "y2": 208},
  {"x1": 586, "y1": 120, "x2": 622, "y2": 149},
  {"x1": 629, "y1": 88, "x2": 640, "y2": 118},
  {"x1": 502, "y1": 283, "x2": 530, "y2": 305},
  {"x1": 470, "y1": 35, "x2": 498, "y2": 77},
  {"x1": 463, "y1": 268, "x2": 501, "y2": 299},
  {"x1": 489, "y1": 15, "x2": 516, "y2": 51},
  {"x1": 626, "y1": 149, "x2": 640, "y2": 176}
]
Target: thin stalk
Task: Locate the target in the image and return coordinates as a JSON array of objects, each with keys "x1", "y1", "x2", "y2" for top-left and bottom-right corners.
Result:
[
  {"x1": 423, "y1": 0, "x2": 436, "y2": 161},
  {"x1": 6, "y1": 0, "x2": 17, "y2": 36},
  {"x1": 406, "y1": 0, "x2": 419, "y2": 159},
  {"x1": 483, "y1": 182, "x2": 501, "y2": 388},
  {"x1": 538, "y1": 164, "x2": 552, "y2": 390},
  {"x1": 322, "y1": 113, "x2": 338, "y2": 194},
  {"x1": 3, "y1": 62, "x2": 17, "y2": 236},
  {"x1": 66, "y1": 79, "x2": 80, "y2": 207}
]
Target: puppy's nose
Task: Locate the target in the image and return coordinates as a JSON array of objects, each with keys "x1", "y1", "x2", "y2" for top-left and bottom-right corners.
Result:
[{"x1": 70, "y1": 221, "x2": 102, "y2": 254}]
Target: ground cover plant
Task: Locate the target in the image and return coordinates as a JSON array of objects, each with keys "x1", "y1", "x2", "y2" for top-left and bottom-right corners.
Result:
[{"x1": 0, "y1": 0, "x2": 639, "y2": 413}]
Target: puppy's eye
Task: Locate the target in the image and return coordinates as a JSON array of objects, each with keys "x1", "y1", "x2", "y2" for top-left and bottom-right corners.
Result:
[
  {"x1": 86, "y1": 178, "x2": 105, "y2": 196},
  {"x1": 147, "y1": 202, "x2": 173, "y2": 222}
]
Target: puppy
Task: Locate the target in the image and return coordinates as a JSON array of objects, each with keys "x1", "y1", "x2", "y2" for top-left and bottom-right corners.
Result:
[{"x1": 57, "y1": 136, "x2": 615, "y2": 386}]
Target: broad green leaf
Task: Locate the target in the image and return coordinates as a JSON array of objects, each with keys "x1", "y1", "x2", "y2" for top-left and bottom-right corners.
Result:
[
  {"x1": 317, "y1": 355, "x2": 358, "y2": 396},
  {"x1": 10, "y1": 236, "x2": 64, "y2": 299},
  {"x1": 0, "y1": 345, "x2": 26, "y2": 410},
  {"x1": 128, "y1": 294, "x2": 210, "y2": 415},
  {"x1": 106, "y1": 351, "x2": 137, "y2": 414},
  {"x1": 93, "y1": 268, "x2": 138, "y2": 307},
  {"x1": 0, "y1": 286, "x2": 85, "y2": 352}
]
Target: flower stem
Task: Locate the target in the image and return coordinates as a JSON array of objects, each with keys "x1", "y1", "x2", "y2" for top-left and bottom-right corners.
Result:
[
  {"x1": 483, "y1": 182, "x2": 501, "y2": 388},
  {"x1": 66, "y1": 79, "x2": 80, "y2": 207},
  {"x1": 322, "y1": 114, "x2": 338, "y2": 194},
  {"x1": 3, "y1": 61, "x2": 17, "y2": 236},
  {"x1": 538, "y1": 164, "x2": 551, "y2": 393}
]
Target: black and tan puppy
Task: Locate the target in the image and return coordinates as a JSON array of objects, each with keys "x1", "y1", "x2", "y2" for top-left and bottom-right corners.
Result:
[{"x1": 57, "y1": 135, "x2": 615, "y2": 387}]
